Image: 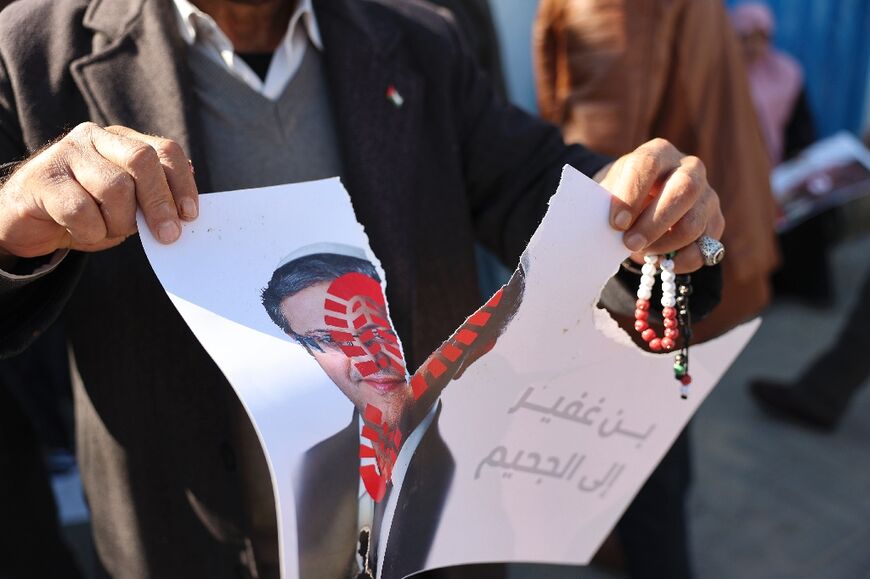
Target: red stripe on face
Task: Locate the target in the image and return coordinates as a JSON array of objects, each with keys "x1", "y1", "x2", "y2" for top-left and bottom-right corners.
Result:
[
  {"x1": 324, "y1": 315, "x2": 349, "y2": 328},
  {"x1": 338, "y1": 345, "x2": 367, "y2": 357},
  {"x1": 327, "y1": 272, "x2": 384, "y2": 302},
  {"x1": 324, "y1": 299, "x2": 346, "y2": 313},
  {"x1": 390, "y1": 359, "x2": 405, "y2": 373},
  {"x1": 359, "y1": 444, "x2": 376, "y2": 458},
  {"x1": 385, "y1": 345, "x2": 404, "y2": 359},
  {"x1": 330, "y1": 331, "x2": 354, "y2": 342},
  {"x1": 355, "y1": 360, "x2": 379, "y2": 376}
]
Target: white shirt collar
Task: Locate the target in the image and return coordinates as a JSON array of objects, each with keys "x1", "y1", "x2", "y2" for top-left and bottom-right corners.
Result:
[
  {"x1": 172, "y1": 0, "x2": 322, "y2": 51},
  {"x1": 171, "y1": 0, "x2": 322, "y2": 99}
]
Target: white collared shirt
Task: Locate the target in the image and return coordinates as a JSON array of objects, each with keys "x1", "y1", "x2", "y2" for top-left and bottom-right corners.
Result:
[
  {"x1": 0, "y1": 1, "x2": 323, "y2": 280},
  {"x1": 171, "y1": 0, "x2": 323, "y2": 100}
]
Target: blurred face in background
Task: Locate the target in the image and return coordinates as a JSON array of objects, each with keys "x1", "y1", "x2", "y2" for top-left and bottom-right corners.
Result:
[{"x1": 739, "y1": 30, "x2": 770, "y2": 65}]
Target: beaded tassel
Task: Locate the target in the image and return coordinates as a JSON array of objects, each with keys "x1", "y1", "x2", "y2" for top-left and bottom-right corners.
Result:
[
  {"x1": 633, "y1": 253, "x2": 693, "y2": 398},
  {"x1": 634, "y1": 255, "x2": 678, "y2": 352},
  {"x1": 674, "y1": 274, "x2": 693, "y2": 399}
]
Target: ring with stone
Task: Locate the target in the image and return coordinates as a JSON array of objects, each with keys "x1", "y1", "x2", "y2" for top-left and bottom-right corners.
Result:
[{"x1": 696, "y1": 235, "x2": 725, "y2": 266}]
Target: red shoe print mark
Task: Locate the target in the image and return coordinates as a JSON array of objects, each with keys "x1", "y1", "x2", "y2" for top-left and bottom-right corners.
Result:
[
  {"x1": 324, "y1": 273, "x2": 406, "y2": 378},
  {"x1": 359, "y1": 404, "x2": 403, "y2": 502},
  {"x1": 410, "y1": 287, "x2": 506, "y2": 401}
]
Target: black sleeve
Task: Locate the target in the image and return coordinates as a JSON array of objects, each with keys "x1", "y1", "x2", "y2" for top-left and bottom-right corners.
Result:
[
  {"x1": 601, "y1": 263, "x2": 723, "y2": 323},
  {"x1": 783, "y1": 88, "x2": 816, "y2": 161},
  {"x1": 0, "y1": 52, "x2": 84, "y2": 358},
  {"x1": 446, "y1": 13, "x2": 611, "y2": 268},
  {"x1": 426, "y1": 0, "x2": 508, "y2": 101},
  {"x1": 443, "y1": 13, "x2": 721, "y2": 322},
  {"x1": 0, "y1": 252, "x2": 86, "y2": 358}
]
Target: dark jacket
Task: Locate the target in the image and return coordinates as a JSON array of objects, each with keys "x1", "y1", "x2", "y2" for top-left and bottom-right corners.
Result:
[{"x1": 0, "y1": 0, "x2": 715, "y2": 577}]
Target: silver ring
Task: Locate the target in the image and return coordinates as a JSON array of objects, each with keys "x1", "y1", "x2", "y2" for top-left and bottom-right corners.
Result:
[{"x1": 696, "y1": 235, "x2": 725, "y2": 266}]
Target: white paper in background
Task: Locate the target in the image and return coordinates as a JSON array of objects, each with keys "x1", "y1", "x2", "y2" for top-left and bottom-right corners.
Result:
[
  {"x1": 770, "y1": 132, "x2": 870, "y2": 232},
  {"x1": 139, "y1": 168, "x2": 758, "y2": 579}
]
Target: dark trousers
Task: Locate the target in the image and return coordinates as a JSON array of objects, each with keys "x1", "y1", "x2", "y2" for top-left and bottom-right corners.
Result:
[
  {"x1": 773, "y1": 214, "x2": 834, "y2": 306},
  {"x1": 616, "y1": 428, "x2": 692, "y2": 579},
  {"x1": 0, "y1": 382, "x2": 83, "y2": 579},
  {"x1": 790, "y1": 265, "x2": 870, "y2": 417}
]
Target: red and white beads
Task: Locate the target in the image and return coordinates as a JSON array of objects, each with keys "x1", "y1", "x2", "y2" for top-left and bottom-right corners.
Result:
[{"x1": 634, "y1": 255, "x2": 679, "y2": 352}]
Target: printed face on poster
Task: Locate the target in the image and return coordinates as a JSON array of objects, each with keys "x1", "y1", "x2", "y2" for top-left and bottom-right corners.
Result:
[{"x1": 139, "y1": 169, "x2": 757, "y2": 579}]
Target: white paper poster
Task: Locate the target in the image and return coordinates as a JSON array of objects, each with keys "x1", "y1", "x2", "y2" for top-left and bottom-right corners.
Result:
[{"x1": 139, "y1": 167, "x2": 758, "y2": 579}]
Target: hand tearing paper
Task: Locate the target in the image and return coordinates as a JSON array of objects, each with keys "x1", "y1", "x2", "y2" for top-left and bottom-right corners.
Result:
[{"x1": 139, "y1": 167, "x2": 758, "y2": 578}]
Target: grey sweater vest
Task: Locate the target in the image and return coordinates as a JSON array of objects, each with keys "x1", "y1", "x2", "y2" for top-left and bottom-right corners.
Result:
[
  {"x1": 187, "y1": 42, "x2": 343, "y2": 192},
  {"x1": 184, "y1": 43, "x2": 344, "y2": 576}
]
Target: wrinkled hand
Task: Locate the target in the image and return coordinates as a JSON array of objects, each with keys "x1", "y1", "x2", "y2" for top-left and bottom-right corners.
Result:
[
  {"x1": 596, "y1": 138, "x2": 725, "y2": 273},
  {"x1": 0, "y1": 122, "x2": 198, "y2": 258}
]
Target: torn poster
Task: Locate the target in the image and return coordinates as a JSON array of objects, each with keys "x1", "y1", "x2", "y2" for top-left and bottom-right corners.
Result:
[{"x1": 139, "y1": 166, "x2": 759, "y2": 579}]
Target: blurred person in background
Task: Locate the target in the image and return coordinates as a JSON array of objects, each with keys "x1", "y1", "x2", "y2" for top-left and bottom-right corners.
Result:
[
  {"x1": 748, "y1": 128, "x2": 870, "y2": 431},
  {"x1": 425, "y1": 0, "x2": 514, "y2": 302},
  {"x1": 731, "y1": 1, "x2": 834, "y2": 307},
  {"x1": 730, "y1": 2, "x2": 815, "y2": 164},
  {"x1": 426, "y1": 0, "x2": 506, "y2": 102},
  {"x1": 750, "y1": 267, "x2": 870, "y2": 431},
  {"x1": 534, "y1": 0, "x2": 777, "y2": 577}
]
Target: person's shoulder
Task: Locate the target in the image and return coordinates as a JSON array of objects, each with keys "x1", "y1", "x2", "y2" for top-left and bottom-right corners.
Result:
[
  {"x1": 0, "y1": 0, "x2": 89, "y2": 38},
  {"x1": 356, "y1": 0, "x2": 463, "y2": 51},
  {"x1": 299, "y1": 418, "x2": 358, "y2": 472},
  {"x1": 0, "y1": 0, "x2": 90, "y2": 62},
  {"x1": 771, "y1": 49, "x2": 804, "y2": 83},
  {"x1": 775, "y1": 49, "x2": 802, "y2": 70},
  {"x1": 364, "y1": 0, "x2": 453, "y2": 25}
]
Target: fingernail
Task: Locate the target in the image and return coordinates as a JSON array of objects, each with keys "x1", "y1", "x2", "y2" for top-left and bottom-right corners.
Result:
[
  {"x1": 181, "y1": 198, "x2": 198, "y2": 219},
  {"x1": 157, "y1": 221, "x2": 181, "y2": 243},
  {"x1": 613, "y1": 210, "x2": 632, "y2": 230},
  {"x1": 624, "y1": 233, "x2": 647, "y2": 252}
]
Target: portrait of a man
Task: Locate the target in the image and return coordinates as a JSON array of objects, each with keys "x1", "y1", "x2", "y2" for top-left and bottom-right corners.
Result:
[{"x1": 261, "y1": 243, "x2": 525, "y2": 579}]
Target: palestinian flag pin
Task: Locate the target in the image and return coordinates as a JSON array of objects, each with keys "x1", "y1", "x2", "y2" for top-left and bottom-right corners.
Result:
[{"x1": 386, "y1": 85, "x2": 404, "y2": 108}]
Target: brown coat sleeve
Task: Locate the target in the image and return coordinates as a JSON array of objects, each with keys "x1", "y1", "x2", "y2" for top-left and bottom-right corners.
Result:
[
  {"x1": 534, "y1": 0, "x2": 665, "y2": 155},
  {"x1": 532, "y1": 0, "x2": 562, "y2": 124},
  {"x1": 534, "y1": 0, "x2": 779, "y2": 341}
]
